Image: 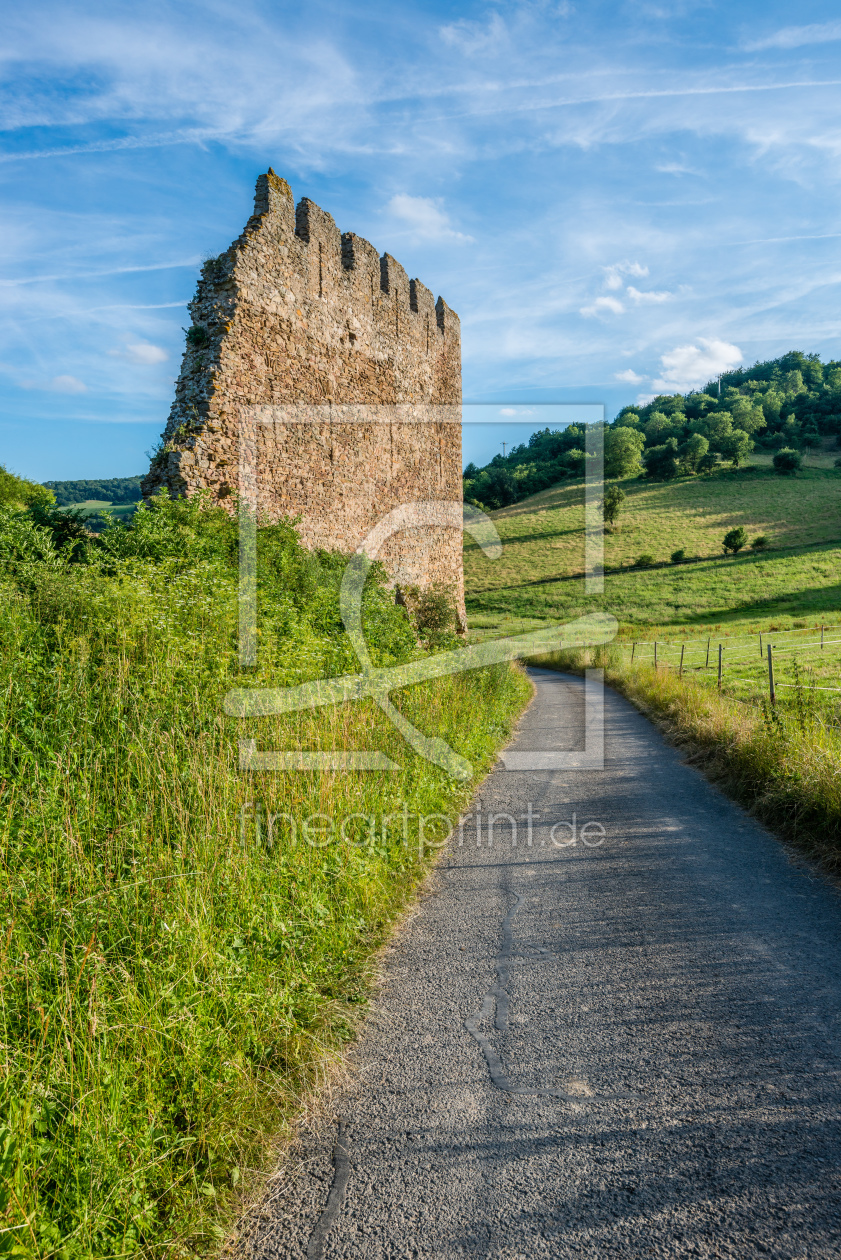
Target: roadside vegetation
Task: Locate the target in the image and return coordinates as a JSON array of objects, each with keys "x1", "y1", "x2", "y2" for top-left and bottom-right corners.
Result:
[
  {"x1": 0, "y1": 472, "x2": 529, "y2": 1257},
  {"x1": 530, "y1": 639, "x2": 841, "y2": 872}
]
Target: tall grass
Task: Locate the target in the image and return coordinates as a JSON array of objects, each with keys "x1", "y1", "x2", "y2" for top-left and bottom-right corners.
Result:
[{"x1": 0, "y1": 498, "x2": 530, "y2": 1257}]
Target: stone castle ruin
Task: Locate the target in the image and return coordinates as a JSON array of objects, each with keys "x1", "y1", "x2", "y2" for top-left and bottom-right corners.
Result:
[{"x1": 142, "y1": 169, "x2": 464, "y2": 611}]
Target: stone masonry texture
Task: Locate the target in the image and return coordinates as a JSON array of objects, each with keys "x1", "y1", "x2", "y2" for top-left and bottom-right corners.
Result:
[{"x1": 142, "y1": 169, "x2": 464, "y2": 612}]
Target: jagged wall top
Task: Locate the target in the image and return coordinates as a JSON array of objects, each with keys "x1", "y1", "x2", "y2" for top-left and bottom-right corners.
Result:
[
  {"x1": 246, "y1": 168, "x2": 458, "y2": 338},
  {"x1": 142, "y1": 163, "x2": 462, "y2": 512},
  {"x1": 142, "y1": 167, "x2": 460, "y2": 472},
  {"x1": 142, "y1": 167, "x2": 463, "y2": 610}
]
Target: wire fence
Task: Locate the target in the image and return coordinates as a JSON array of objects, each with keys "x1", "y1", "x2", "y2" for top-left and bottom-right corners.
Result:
[{"x1": 618, "y1": 622, "x2": 841, "y2": 703}]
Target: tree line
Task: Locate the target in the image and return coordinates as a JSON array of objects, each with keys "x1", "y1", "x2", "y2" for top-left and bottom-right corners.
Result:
[
  {"x1": 42, "y1": 476, "x2": 145, "y2": 506},
  {"x1": 463, "y1": 350, "x2": 840, "y2": 510}
]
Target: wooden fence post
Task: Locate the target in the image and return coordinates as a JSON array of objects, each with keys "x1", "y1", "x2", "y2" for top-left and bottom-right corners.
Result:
[
  {"x1": 679, "y1": 644, "x2": 685, "y2": 678},
  {"x1": 631, "y1": 641, "x2": 636, "y2": 662},
  {"x1": 705, "y1": 637, "x2": 711, "y2": 669},
  {"x1": 821, "y1": 624, "x2": 825, "y2": 650},
  {"x1": 767, "y1": 643, "x2": 776, "y2": 706},
  {"x1": 759, "y1": 631, "x2": 763, "y2": 658},
  {"x1": 718, "y1": 643, "x2": 722, "y2": 690}
]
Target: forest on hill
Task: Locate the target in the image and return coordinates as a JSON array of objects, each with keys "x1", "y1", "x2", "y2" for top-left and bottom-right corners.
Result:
[
  {"x1": 43, "y1": 475, "x2": 144, "y2": 505},
  {"x1": 463, "y1": 350, "x2": 841, "y2": 511}
]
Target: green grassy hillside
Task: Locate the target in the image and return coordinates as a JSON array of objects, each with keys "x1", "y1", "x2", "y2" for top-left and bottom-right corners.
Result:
[
  {"x1": 465, "y1": 453, "x2": 841, "y2": 635},
  {"x1": 57, "y1": 498, "x2": 138, "y2": 526}
]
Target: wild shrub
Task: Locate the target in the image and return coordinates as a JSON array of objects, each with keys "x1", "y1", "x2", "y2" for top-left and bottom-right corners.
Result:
[
  {"x1": 773, "y1": 447, "x2": 802, "y2": 475},
  {"x1": 722, "y1": 527, "x2": 748, "y2": 554},
  {"x1": 602, "y1": 485, "x2": 625, "y2": 527},
  {"x1": 0, "y1": 464, "x2": 54, "y2": 509}
]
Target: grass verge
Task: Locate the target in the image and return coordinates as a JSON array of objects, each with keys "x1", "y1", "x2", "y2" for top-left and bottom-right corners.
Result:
[
  {"x1": 529, "y1": 645, "x2": 841, "y2": 873},
  {"x1": 0, "y1": 497, "x2": 531, "y2": 1257}
]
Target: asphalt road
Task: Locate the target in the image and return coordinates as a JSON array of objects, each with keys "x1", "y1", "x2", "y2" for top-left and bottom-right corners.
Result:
[{"x1": 238, "y1": 669, "x2": 841, "y2": 1259}]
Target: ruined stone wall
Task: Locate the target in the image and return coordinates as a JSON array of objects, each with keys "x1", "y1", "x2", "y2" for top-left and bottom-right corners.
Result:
[{"x1": 142, "y1": 169, "x2": 463, "y2": 610}]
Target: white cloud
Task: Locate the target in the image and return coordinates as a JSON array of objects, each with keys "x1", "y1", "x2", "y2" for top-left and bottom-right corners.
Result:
[
  {"x1": 387, "y1": 194, "x2": 473, "y2": 243},
  {"x1": 580, "y1": 295, "x2": 624, "y2": 317},
  {"x1": 614, "y1": 369, "x2": 643, "y2": 383},
  {"x1": 651, "y1": 337, "x2": 742, "y2": 393},
  {"x1": 439, "y1": 13, "x2": 508, "y2": 55},
  {"x1": 50, "y1": 375, "x2": 87, "y2": 393},
  {"x1": 603, "y1": 262, "x2": 649, "y2": 290},
  {"x1": 627, "y1": 286, "x2": 671, "y2": 304},
  {"x1": 656, "y1": 161, "x2": 703, "y2": 176},
  {"x1": 499, "y1": 407, "x2": 535, "y2": 416},
  {"x1": 744, "y1": 21, "x2": 841, "y2": 51},
  {"x1": 108, "y1": 340, "x2": 169, "y2": 365}
]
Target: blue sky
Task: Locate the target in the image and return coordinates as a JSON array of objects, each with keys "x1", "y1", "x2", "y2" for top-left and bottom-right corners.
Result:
[{"x1": 3, "y1": 1, "x2": 841, "y2": 479}]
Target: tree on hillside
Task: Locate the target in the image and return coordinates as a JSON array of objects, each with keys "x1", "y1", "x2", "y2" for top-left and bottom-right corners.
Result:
[
  {"x1": 642, "y1": 438, "x2": 680, "y2": 480},
  {"x1": 719, "y1": 429, "x2": 753, "y2": 466},
  {"x1": 722, "y1": 527, "x2": 748, "y2": 555},
  {"x1": 604, "y1": 426, "x2": 644, "y2": 478},
  {"x1": 684, "y1": 392, "x2": 718, "y2": 421},
  {"x1": 690, "y1": 410, "x2": 734, "y2": 445},
  {"x1": 644, "y1": 411, "x2": 680, "y2": 442},
  {"x1": 729, "y1": 396, "x2": 766, "y2": 435},
  {"x1": 678, "y1": 432, "x2": 709, "y2": 473},
  {"x1": 602, "y1": 485, "x2": 625, "y2": 527}
]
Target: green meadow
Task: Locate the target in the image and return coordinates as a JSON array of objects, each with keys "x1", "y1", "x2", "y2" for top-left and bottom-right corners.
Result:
[
  {"x1": 58, "y1": 500, "x2": 138, "y2": 525},
  {"x1": 465, "y1": 453, "x2": 841, "y2": 635}
]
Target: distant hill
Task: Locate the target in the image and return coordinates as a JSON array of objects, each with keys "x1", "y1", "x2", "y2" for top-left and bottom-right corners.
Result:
[
  {"x1": 464, "y1": 350, "x2": 841, "y2": 510},
  {"x1": 43, "y1": 476, "x2": 144, "y2": 506}
]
